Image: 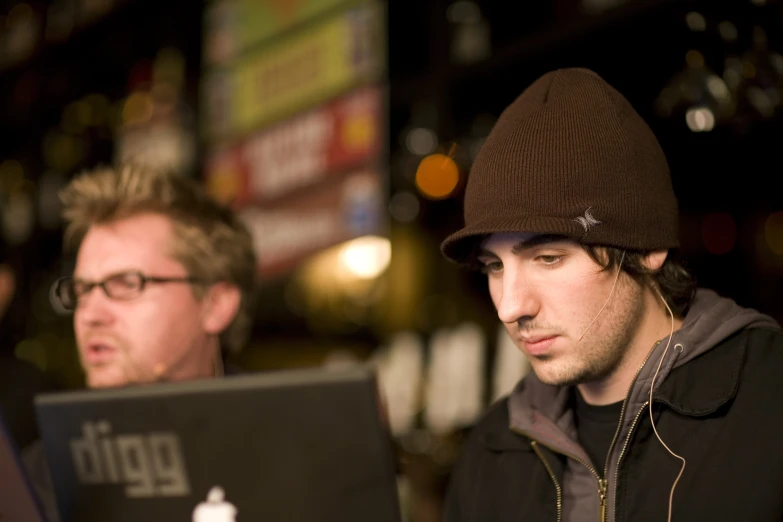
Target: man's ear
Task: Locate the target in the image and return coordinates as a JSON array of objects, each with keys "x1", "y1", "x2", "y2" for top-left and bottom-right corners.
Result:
[
  {"x1": 641, "y1": 250, "x2": 668, "y2": 272},
  {"x1": 200, "y1": 282, "x2": 241, "y2": 335},
  {"x1": 0, "y1": 264, "x2": 16, "y2": 319}
]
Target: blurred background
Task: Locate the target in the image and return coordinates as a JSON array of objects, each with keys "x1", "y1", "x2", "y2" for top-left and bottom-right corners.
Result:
[{"x1": 1, "y1": 0, "x2": 782, "y2": 520}]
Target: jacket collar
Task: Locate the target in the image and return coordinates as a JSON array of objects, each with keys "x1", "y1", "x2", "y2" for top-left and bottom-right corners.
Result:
[
  {"x1": 481, "y1": 428, "x2": 534, "y2": 452},
  {"x1": 653, "y1": 329, "x2": 747, "y2": 416},
  {"x1": 480, "y1": 330, "x2": 748, "y2": 453}
]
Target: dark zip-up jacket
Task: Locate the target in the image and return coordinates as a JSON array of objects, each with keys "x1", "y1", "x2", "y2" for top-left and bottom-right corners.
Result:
[{"x1": 445, "y1": 289, "x2": 783, "y2": 522}]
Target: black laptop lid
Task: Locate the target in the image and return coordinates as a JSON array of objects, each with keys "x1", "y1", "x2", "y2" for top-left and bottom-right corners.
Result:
[{"x1": 35, "y1": 367, "x2": 401, "y2": 522}]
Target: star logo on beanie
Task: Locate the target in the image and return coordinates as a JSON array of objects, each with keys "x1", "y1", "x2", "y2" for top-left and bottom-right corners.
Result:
[{"x1": 574, "y1": 207, "x2": 601, "y2": 232}]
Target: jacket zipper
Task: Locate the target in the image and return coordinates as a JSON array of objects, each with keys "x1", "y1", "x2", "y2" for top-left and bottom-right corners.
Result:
[
  {"x1": 517, "y1": 341, "x2": 662, "y2": 522},
  {"x1": 599, "y1": 478, "x2": 608, "y2": 522},
  {"x1": 611, "y1": 401, "x2": 649, "y2": 522},
  {"x1": 525, "y1": 437, "x2": 603, "y2": 522},
  {"x1": 531, "y1": 440, "x2": 563, "y2": 522},
  {"x1": 601, "y1": 340, "x2": 660, "y2": 522}
]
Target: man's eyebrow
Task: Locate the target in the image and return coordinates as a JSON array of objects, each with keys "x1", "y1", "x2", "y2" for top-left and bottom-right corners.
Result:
[
  {"x1": 511, "y1": 234, "x2": 568, "y2": 254},
  {"x1": 478, "y1": 234, "x2": 569, "y2": 258}
]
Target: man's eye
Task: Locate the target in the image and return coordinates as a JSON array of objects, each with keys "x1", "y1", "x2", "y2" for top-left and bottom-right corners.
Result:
[
  {"x1": 107, "y1": 273, "x2": 142, "y2": 290},
  {"x1": 480, "y1": 261, "x2": 502, "y2": 274},
  {"x1": 537, "y1": 255, "x2": 562, "y2": 265}
]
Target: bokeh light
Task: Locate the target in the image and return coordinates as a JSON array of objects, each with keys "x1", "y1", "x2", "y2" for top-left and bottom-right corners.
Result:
[
  {"x1": 339, "y1": 235, "x2": 392, "y2": 279},
  {"x1": 389, "y1": 191, "x2": 420, "y2": 223},
  {"x1": 764, "y1": 211, "x2": 783, "y2": 255},
  {"x1": 415, "y1": 153, "x2": 459, "y2": 200}
]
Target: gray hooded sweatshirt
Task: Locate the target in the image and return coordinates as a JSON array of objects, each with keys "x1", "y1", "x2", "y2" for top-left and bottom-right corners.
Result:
[{"x1": 506, "y1": 289, "x2": 781, "y2": 522}]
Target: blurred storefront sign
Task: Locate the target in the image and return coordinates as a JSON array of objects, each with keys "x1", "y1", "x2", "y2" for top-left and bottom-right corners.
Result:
[
  {"x1": 205, "y1": 85, "x2": 383, "y2": 207},
  {"x1": 201, "y1": 0, "x2": 387, "y2": 282},
  {"x1": 202, "y1": 1, "x2": 384, "y2": 141},
  {"x1": 239, "y1": 169, "x2": 385, "y2": 279},
  {"x1": 204, "y1": 0, "x2": 354, "y2": 65}
]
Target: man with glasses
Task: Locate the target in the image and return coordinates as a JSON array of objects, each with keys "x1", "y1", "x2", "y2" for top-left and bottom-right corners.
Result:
[
  {"x1": 50, "y1": 164, "x2": 257, "y2": 387},
  {"x1": 26, "y1": 163, "x2": 258, "y2": 521}
]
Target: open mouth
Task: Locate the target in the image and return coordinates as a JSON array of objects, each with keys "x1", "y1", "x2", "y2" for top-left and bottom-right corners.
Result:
[{"x1": 84, "y1": 343, "x2": 118, "y2": 365}]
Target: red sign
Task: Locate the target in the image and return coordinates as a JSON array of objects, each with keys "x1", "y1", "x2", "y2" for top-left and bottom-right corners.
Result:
[
  {"x1": 205, "y1": 85, "x2": 383, "y2": 207},
  {"x1": 239, "y1": 169, "x2": 385, "y2": 280}
]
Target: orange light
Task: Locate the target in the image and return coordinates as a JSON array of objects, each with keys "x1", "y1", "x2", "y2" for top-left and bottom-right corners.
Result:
[{"x1": 415, "y1": 153, "x2": 459, "y2": 200}]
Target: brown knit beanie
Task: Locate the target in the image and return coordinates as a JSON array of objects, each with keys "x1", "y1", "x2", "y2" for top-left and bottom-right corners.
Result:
[{"x1": 441, "y1": 67, "x2": 679, "y2": 263}]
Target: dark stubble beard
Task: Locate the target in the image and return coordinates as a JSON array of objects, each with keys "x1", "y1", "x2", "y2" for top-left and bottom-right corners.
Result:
[{"x1": 539, "y1": 277, "x2": 647, "y2": 388}]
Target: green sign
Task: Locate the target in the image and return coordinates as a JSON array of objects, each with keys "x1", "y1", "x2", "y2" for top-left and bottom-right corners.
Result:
[
  {"x1": 202, "y1": 1, "x2": 385, "y2": 141},
  {"x1": 205, "y1": 0, "x2": 357, "y2": 65}
]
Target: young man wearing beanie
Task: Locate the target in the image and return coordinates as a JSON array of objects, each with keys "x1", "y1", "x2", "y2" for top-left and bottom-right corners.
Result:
[{"x1": 441, "y1": 68, "x2": 783, "y2": 522}]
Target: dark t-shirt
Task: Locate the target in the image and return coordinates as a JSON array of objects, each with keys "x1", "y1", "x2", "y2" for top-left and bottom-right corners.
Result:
[{"x1": 573, "y1": 389, "x2": 622, "y2": 477}]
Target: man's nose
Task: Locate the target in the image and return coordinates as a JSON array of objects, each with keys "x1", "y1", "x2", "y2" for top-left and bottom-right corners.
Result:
[
  {"x1": 75, "y1": 288, "x2": 116, "y2": 327},
  {"x1": 495, "y1": 270, "x2": 539, "y2": 325}
]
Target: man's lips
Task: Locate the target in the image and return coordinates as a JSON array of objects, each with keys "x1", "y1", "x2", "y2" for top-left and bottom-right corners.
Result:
[
  {"x1": 83, "y1": 341, "x2": 118, "y2": 365},
  {"x1": 520, "y1": 335, "x2": 558, "y2": 356}
]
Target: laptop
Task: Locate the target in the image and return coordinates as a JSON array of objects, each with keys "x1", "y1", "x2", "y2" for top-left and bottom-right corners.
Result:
[
  {"x1": 0, "y1": 411, "x2": 48, "y2": 522},
  {"x1": 35, "y1": 366, "x2": 402, "y2": 522}
]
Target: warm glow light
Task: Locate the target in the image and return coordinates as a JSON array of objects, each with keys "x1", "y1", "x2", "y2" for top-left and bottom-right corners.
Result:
[
  {"x1": 339, "y1": 235, "x2": 391, "y2": 279},
  {"x1": 0, "y1": 160, "x2": 24, "y2": 190},
  {"x1": 122, "y1": 91, "x2": 154, "y2": 125},
  {"x1": 765, "y1": 212, "x2": 783, "y2": 255},
  {"x1": 15, "y1": 339, "x2": 47, "y2": 372},
  {"x1": 685, "y1": 49, "x2": 704, "y2": 68},
  {"x1": 685, "y1": 107, "x2": 715, "y2": 132},
  {"x1": 415, "y1": 153, "x2": 459, "y2": 199},
  {"x1": 62, "y1": 101, "x2": 92, "y2": 133},
  {"x1": 685, "y1": 12, "x2": 706, "y2": 32},
  {"x1": 405, "y1": 127, "x2": 437, "y2": 155},
  {"x1": 84, "y1": 94, "x2": 110, "y2": 126},
  {"x1": 718, "y1": 21, "x2": 737, "y2": 42}
]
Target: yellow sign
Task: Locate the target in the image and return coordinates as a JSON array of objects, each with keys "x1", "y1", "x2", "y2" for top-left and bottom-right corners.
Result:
[
  {"x1": 203, "y1": 2, "x2": 384, "y2": 140},
  {"x1": 239, "y1": 0, "x2": 354, "y2": 52},
  {"x1": 204, "y1": 0, "x2": 355, "y2": 65}
]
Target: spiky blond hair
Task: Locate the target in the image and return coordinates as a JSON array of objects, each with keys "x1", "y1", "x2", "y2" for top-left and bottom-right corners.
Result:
[{"x1": 60, "y1": 164, "x2": 257, "y2": 352}]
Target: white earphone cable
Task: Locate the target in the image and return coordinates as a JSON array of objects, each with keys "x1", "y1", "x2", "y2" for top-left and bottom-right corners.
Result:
[{"x1": 649, "y1": 288, "x2": 686, "y2": 522}]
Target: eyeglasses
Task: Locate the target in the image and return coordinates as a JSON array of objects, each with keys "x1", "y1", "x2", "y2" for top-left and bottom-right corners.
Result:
[{"x1": 51, "y1": 271, "x2": 208, "y2": 312}]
